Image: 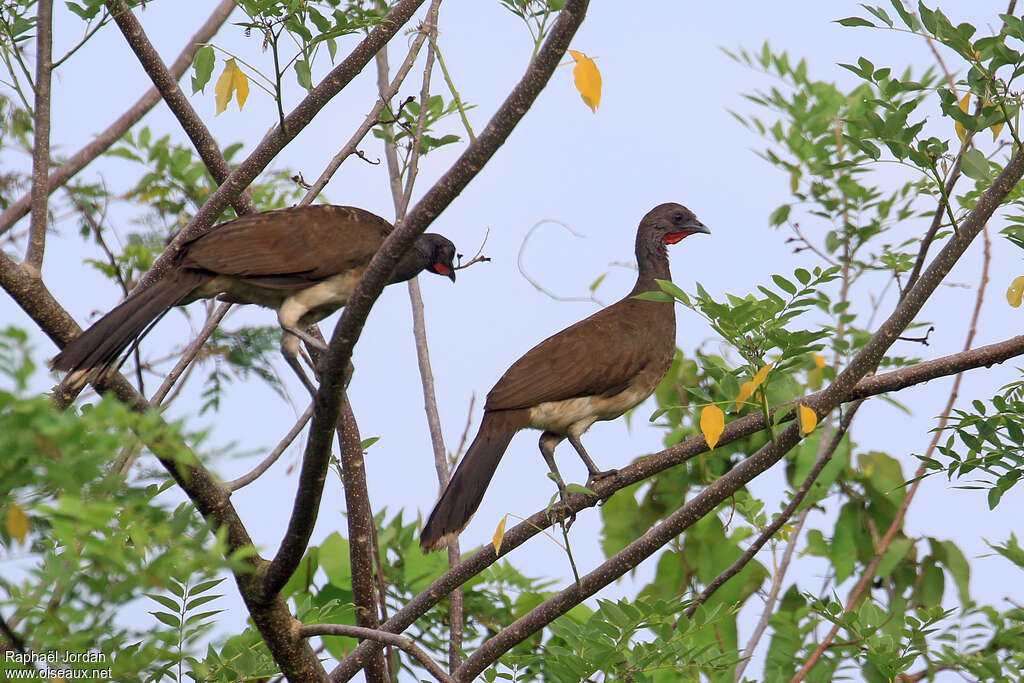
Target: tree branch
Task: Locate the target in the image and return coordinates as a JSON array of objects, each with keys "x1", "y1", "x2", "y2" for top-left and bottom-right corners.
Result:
[
  {"x1": 300, "y1": 624, "x2": 453, "y2": 683},
  {"x1": 335, "y1": 397, "x2": 389, "y2": 683},
  {"x1": 24, "y1": 0, "x2": 52, "y2": 272},
  {"x1": 104, "y1": 0, "x2": 255, "y2": 217},
  {"x1": 0, "y1": 0, "x2": 236, "y2": 236}
]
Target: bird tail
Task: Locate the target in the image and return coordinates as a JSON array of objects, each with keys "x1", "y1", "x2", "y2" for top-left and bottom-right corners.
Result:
[
  {"x1": 420, "y1": 411, "x2": 522, "y2": 552},
  {"x1": 51, "y1": 271, "x2": 206, "y2": 391}
]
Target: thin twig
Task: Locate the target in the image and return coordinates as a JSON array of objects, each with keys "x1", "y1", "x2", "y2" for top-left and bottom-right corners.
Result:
[
  {"x1": 300, "y1": 624, "x2": 453, "y2": 683},
  {"x1": 298, "y1": 8, "x2": 435, "y2": 205},
  {"x1": 517, "y1": 219, "x2": 606, "y2": 306},
  {"x1": 149, "y1": 302, "x2": 232, "y2": 405},
  {"x1": 226, "y1": 403, "x2": 313, "y2": 491},
  {"x1": 24, "y1": 0, "x2": 52, "y2": 272}
]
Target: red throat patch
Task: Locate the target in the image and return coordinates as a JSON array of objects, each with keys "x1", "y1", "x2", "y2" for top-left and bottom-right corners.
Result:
[
  {"x1": 663, "y1": 231, "x2": 692, "y2": 244},
  {"x1": 431, "y1": 263, "x2": 452, "y2": 275}
]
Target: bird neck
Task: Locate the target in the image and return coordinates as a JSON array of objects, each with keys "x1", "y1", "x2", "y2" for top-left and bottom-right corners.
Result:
[
  {"x1": 390, "y1": 239, "x2": 428, "y2": 283},
  {"x1": 630, "y1": 234, "x2": 672, "y2": 295}
]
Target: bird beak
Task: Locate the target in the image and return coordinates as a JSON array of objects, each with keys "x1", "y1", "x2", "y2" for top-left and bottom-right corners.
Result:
[
  {"x1": 664, "y1": 218, "x2": 710, "y2": 244},
  {"x1": 431, "y1": 263, "x2": 457, "y2": 282}
]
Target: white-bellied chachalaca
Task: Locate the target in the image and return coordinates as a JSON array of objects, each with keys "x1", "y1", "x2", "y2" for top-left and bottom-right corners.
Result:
[
  {"x1": 420, "y1": 202, "x2": 708, "y2": 551},
  {"x1": 51, "y1": 204, "x2": 457, "y2": 394}
]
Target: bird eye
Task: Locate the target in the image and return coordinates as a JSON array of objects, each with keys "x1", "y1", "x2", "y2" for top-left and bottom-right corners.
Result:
[{"x1": 673, "y1": 213, "x2": 684, "y2": 222}]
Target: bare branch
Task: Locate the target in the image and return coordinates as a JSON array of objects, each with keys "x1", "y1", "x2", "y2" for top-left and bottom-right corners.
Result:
[
  {"x1": 24, "y1": 0, "x2": 52, "y2": 272},
  {"x1": 0, "y1": 0, "x2": 236, "y2": 236},
  {"x1": 300, "y1": 624, "x2": 453, "y2": 683},
  {"x1": 226, "y1": 403, "x2": 313, "y2": 492}
]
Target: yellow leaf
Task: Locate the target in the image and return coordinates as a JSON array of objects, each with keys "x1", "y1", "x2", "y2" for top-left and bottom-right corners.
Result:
[
  {"x1": 215, "y1": 58, "x2": 249, "y2": 115},
  {"x1": 955, "y1": 92, "x2": 970, "y2": 142},
  {"x1": 492, "y1": 515, "x2": 508, "y2": 555},
  {"x1": 813, "y1": 353, "x2": 825, "y2": 369},
  {"x1": 992, "y1": 121, "x2": 1005, "y2": 141},
  {"x1": 568, "y1": 50, "x2": 601, "y2": 112},
  {"x1": 736, "y1": 363, "x2": 773, "y2": 406},
  {"x1": 6, "y1": 503, "x2": 28, "y2": 543},
  {"x1": 1007, "y1": 275, "x2": 1024, "y2": 307},
  {"x1": 799, "y1": 404, "x2": 818, "y2": 434},
  {"x1": 700, "y1": 404, "x2": 725, "y2": 450}
]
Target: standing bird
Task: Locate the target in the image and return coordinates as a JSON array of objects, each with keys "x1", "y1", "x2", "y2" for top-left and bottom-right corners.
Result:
[
  {"x1": 420, "y1": 202, "x2": 708, "y2": 551},
  {"x1": 51, "y1": 204, "x2": 457, "y2": 394}
]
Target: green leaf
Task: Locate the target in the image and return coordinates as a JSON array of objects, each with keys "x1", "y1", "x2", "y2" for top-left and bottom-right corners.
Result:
[
  {"x1": 150, "y1": 611, "x2": 181, "y2": 628},
  {"x1": 191, "y1": 45, "x2": 215, "y2": 94},
  {"x1": 633, "y1": 291, "x2": 674, "y2": 302},
  {"x1": 836, "y1": 16, "x2": 875, "y2": 28},
  {"x1": 960, "y1": 148, "x2": 989, "y2": 180},
  {"x1": 295, "y1": 59, "x2": 312, "y2": 90},
  {"x1": 772, "y1": 274, "x2": 797, "y2": 295}
]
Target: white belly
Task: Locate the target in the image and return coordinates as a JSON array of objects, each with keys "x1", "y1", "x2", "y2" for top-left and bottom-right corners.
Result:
[{"x1": 527, "y1": 384, "x2": 650, "y2": 435}]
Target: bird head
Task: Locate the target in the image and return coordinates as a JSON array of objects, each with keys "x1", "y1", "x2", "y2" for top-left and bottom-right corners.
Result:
[
  {"x1": 641, "y1": 203, "x2": 710, "y2": 245},
  {"x1": 423, "y1": 233, "x2": 457, "y2": 282},
  {"x1": 393, "y1": 233, "x2": 458, "y2": 283}
]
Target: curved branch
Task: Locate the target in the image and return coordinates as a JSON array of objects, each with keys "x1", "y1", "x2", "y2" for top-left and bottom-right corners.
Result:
[
  {"x1": 300, "y1": 624, "x2": 453, "y2": 683},
  {"x1": 0, "y1": 0, "x2": 236, "y2": 236}
]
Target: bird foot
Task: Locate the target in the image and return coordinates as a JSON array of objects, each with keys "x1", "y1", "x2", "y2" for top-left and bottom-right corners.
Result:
[{"x1": 585, "y1": 468, "x2": 618, "y2": 505}]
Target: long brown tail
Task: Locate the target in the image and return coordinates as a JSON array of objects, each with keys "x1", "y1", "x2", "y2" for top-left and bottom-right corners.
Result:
[
  {"x1": 420, "y1": 410, "x2": 524, "y2": 552},
  {"x1": 51, "y1": 271, "x2": 206, "y2": 391}
]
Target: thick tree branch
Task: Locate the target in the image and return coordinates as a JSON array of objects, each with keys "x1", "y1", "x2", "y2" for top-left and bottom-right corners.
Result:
[
  {"x1": 336, "y1": 398, "x2": 389, "y2": 683},
  {"x1": 0, "y1": 0, "x2": 236, "y2": 236},
  {"x1": 104, "y1": 0, "x2": 255, "y2": 217},
  {"x1": 24, "y1": 0, "x2": 52, "y2": 272}
]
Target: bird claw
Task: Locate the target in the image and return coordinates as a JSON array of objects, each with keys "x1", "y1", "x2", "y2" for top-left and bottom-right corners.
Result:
[{"x1": 586, "y1": 468, "x2": 618, "y2": 505}]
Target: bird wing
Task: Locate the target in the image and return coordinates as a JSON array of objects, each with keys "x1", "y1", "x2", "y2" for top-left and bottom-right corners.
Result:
[
  {"x1": 485, "y1": 299, "x2": 669, "y2": 411},
  {"x1": 179, "y1": 205, "x2": 392, "y2": 281}
]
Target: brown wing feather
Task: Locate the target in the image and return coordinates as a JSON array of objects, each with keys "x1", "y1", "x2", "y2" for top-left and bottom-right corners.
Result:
[
  {"x1": 179, "y1": 205, "x2": 391, "y2": 280},
  {"x1": 485, "y1": 298, "x2": 673, "y2": 411}
]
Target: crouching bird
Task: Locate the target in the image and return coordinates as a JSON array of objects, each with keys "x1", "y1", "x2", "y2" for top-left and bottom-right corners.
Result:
[
  {"x1": 420, "y1": 202, "x2": 708, "y2": 551},
  {"x1": 51, "y1": 204, "x2": 457, "y2": 394}
]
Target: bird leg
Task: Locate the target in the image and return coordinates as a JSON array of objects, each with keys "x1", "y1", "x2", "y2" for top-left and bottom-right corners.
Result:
[
  {"x1": 283, "y1": 325, "x2": 329, "y2": 353},
  {"x1": 281, "y1": 329, "x2": 355, "y2": 399},
  {"x1": 539, "y1": 431, "x2": 576, "y2": 528},
  {"x1": 566, "y1": 430, "x2": 618, "y2": 486},
  {"x1": 282, "y1": 331, "x2": 319, "y2": 398}
]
